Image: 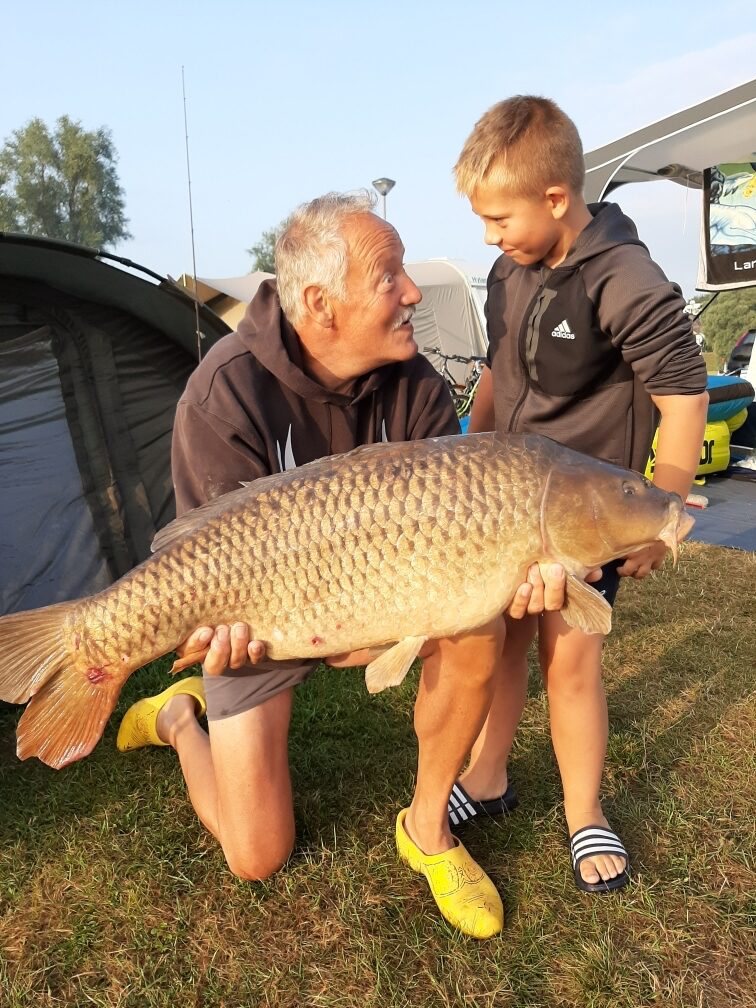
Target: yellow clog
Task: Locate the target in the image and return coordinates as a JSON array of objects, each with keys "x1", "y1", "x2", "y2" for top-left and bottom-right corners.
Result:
[
  {"x1": 116, "y1": 676, "x2": 206, "y2": 752},
  {"x1": 395, "y1": 808, "x2": 503, "y2": 938}
]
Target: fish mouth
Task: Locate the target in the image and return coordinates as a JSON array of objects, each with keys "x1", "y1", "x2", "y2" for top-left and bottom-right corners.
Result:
[{"x1": 658, "y1": 506, "x2": 695, "y2": 564}]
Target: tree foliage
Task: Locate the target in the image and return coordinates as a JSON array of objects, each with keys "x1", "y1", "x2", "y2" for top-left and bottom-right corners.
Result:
[
  {"x1": 0, "y1": 116, "x2": 131, "y2": 247},
  {"x1": 695, "y1": 287, "x2": 756, "y2": 366},
  {"x1": 246, "y1": 216, "x2": 291, "y2": 273}
]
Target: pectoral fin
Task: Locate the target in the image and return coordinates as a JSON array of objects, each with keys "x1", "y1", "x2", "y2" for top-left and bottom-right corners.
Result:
[
  {"x1": 364, "y1": 636, "x2": 429, "y2": 694},
  {"x1": 168, "y1": 650, "x2": 209, "y2": 676},
  {"x1": 562, "y1": 575, "x2": 612, "y2": 636}
]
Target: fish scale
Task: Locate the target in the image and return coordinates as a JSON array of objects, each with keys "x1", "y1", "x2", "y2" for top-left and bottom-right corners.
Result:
[{"x1": 0, "y1": 431, "x2": 692, "y2": 768}]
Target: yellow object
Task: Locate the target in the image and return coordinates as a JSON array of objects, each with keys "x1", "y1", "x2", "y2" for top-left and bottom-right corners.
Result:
[
  {"x1": 645, "y1": 420, "x2": 731, "y2": 480},
  {"x1": 395, "y1": 808, "x2": 503, "y2": 938},
  {"x1": 116, "y1": 676, "x2": 206, "y2": 752},
  {"x1": 725, "y1": 408, "x2": 748, "y2": 435}
]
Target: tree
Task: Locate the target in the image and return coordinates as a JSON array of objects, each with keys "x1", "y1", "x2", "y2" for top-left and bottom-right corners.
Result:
[
  {"x1": 0, "y1": 116, "x2": 131, "y2": 247},
  {"x1": 246, "y1": 216, "x2": 291, "y2": 273},
  {"x1": 696, "y1": 287, "x2": 756, "y2": 366}
]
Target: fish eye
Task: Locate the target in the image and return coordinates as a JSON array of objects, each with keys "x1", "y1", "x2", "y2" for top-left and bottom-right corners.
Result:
[{"x1": 622, "y1": 482, "x2": 636, "y2": 496}]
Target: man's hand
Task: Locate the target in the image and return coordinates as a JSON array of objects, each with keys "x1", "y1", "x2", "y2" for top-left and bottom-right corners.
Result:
[
  {"x1": 175, "y1": 623, "x2": 267, "y2": 676},
  {"x1": 617, "y1": 542, "x2": 668, "y2": 579}
]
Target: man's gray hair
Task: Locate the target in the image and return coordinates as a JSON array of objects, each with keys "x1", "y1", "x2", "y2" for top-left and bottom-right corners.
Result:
[{"x1": 275, "y1": 190, "x2": 378, "y2": 325}]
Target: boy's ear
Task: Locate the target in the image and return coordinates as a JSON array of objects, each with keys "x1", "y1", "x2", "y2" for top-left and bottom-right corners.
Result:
[
  {"x1": 303, "y1": 284, "x2": 335, "y2": 328},
  {"x1": 545, "y1": 186, "x2": 570, "y2": 221}
]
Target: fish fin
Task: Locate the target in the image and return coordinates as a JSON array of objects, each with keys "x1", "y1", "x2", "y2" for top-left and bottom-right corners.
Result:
[
  {"x1": 168, "y1": 650, "x2": 208, "y2": 675},
  {"x1": 0, "y1": 602, "x2": 77, "y2": 703},
  {"x1": 16, "y1": 668, "x2": 121, "y2": 769},
  {"x1": 0, "y1": 603, "x2": 120, "y2": 768},
  {"x1": 364, "y1": 636, "x2": 428, "y2": 694},
  {"x1": 562, "y1": 575, "x2": 613, "y2": 636},
  {"x1": 150, "y1": 481, "x2": 266, "y2": 552}
]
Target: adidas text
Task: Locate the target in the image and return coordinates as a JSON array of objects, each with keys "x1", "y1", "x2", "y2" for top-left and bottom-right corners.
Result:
[{"x1": 551, "y1": 319, "x2": 575, "y2": 340}]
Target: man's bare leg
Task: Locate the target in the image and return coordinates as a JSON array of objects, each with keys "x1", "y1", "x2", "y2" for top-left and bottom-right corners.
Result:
[
  {"x1": 157, "y1": 687, "x2": 295, "y2": 881},
  {"x1": 403, "y1": 617, "x2": 505, "y2": 855},
  {"x1": 457, "y1": 614, "x2": 535, "y2": 801}
]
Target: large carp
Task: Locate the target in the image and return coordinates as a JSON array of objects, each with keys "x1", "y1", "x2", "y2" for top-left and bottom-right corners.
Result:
[{"x1": 0, "y1": 432, "x2": 693, "y2": 769}]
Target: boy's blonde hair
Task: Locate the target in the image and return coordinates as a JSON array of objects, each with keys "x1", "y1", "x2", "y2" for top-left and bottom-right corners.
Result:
[{"x1": 454, "y1": 96, "x2": 585, "y2": 199}]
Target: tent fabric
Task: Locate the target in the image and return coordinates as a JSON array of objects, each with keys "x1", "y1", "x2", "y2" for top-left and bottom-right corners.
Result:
[
  {"x1": 584, "y1": 79, "x2": 756, "y2": 202},
  {"x1": 404, "y1": 260, "x2": 489, "y2": 384},
  {"x1": 185, "y1": 259, "x2": 491, "y2": 388},
  {"x1": 0, "y1": 235, "x2": 230, "y2": 615}
]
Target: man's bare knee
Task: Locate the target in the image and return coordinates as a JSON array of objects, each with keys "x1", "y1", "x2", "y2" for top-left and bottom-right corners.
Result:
[{"x1": 223, "y1": 840, "x2": 293, "y2": 882}]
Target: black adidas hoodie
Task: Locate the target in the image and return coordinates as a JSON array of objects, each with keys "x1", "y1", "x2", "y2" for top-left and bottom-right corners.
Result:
[
  {"x1": 486, "y1": 202, "x2": 707, "y2": 473},
  {"x1": 172, "y1": 279, "x2": 459, "y2": 515}
]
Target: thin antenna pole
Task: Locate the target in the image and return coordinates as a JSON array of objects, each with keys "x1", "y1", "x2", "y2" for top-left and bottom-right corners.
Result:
[{"x1": 182, "y1": 66, "x2": 202, "y2": 361}]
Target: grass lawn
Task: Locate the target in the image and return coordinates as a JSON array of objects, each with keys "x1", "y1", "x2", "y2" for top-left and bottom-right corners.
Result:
[{"x1": 0, "y1": 541, "x2": 754, "y2": 1007}]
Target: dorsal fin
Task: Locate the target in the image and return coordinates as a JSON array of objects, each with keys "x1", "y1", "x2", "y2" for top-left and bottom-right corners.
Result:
[{"x1": 151, "y1": 434, "x2": 466, "y2": 554}]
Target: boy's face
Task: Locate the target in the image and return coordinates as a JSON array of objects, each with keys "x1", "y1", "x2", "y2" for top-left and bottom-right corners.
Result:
[{"x1": 470, "y1": 182, "x2": 568, "y2": 268}]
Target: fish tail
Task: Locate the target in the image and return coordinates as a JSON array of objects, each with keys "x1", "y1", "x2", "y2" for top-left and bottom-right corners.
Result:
[
  {"x1": 16, "y1": 667, "x2": 121, "y2": 768},
  {"x1": 0, "y1": 602, "x2": 121, "y2": 769},
  {"x1": 0, "y1": 602, "x2": 77, "y2": 703}
]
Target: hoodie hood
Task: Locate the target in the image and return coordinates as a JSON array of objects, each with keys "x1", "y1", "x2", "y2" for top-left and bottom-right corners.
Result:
[
  {"x1": 236, "y1": 279, "x2": 400, "y2": 407},
  {"x1": 558, "y1": 202, "x2": 648, "y2": 269}
]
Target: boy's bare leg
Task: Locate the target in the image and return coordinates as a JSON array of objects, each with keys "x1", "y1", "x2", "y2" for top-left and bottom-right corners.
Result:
[
  {"x1": 404, "y1": 617, "x2": 505, "y2": 855},
  {"x1": 539, "y1": 611, "x2": 627, "y2": 884},
  {"x1": 156, "y1": 688, "x2": 296, "y2": 880}
]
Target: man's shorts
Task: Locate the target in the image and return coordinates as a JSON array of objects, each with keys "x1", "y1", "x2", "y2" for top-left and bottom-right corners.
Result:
[
  {"x1": 591, "y1": 559, "x2": 623, "y2": 607},
  {"x1": 204, "y1": 657, "x2": 318, "y2": 721}
]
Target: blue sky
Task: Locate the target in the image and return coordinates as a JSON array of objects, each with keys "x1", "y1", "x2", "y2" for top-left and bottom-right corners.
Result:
[{"x1": 3, "y1": 1, "x2": 755, "y2": 297}]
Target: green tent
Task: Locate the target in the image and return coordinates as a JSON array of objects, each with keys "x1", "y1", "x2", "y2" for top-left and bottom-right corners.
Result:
[{"x1": 0, "y1": 233, "x2": 229, "y2": 615}]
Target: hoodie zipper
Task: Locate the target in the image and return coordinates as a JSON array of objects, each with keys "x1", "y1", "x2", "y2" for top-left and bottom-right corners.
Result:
[{"x1": 508, "y1": 268, "x2": 549, "y2": 432}]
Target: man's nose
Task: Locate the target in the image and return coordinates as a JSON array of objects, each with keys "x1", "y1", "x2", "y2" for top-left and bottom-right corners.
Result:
[{"x1": 402, "y1": 277, "x2": 422, "y2": 304}]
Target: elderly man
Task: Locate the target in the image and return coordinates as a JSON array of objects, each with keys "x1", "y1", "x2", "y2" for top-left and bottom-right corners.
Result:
[{"x1": 117, "y1": 191, "x2": 563, "y2": 939}]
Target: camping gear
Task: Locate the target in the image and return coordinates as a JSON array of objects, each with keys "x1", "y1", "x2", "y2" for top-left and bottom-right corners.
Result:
[
  {"x1": 645, "y1": 373, "x2": 754, "y2": 479},
  {"x1": 0, "y1": 233, "x2": 229, "y2": 616}
]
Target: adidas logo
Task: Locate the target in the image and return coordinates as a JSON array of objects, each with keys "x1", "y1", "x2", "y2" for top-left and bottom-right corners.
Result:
[{"x1": 551, "y1": 319, "x2": 575, "y2": 339}]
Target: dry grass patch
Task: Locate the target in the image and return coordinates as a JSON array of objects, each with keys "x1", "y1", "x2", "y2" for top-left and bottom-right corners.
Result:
[{"x1": 0, "y1": 541, "x2": 754, "y2": 1007}]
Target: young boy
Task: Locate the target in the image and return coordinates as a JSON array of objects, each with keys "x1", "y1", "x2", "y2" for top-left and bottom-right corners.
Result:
[{"x1": 452, "y1": 96, "x2": 709, "y2": 891}]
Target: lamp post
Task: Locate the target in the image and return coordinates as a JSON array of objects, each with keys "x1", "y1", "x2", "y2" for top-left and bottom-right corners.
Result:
[{"x1": 372, "y1": 177, "x2": 396, "y2": 220}]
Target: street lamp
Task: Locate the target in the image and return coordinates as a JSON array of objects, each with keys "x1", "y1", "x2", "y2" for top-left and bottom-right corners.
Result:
[{"x1": 372, "y1": 177, "x2": 396, "y2": 220}]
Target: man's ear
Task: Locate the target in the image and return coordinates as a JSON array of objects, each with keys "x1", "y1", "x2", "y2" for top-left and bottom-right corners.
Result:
[
  {"x1": 303, "y1": 284, "x2": 334, "y2": 328},
  {"x1": 545, "y1": 186, "x2": 569, "y2": 221}
]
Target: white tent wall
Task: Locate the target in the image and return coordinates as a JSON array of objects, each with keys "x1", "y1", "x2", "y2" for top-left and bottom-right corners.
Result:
[
  {"x1": 404, "y1": 260, "x2": 489, "y2": 385},
  {"x1": 180, "y1": 260, "x2": 491, "y2": 387}
]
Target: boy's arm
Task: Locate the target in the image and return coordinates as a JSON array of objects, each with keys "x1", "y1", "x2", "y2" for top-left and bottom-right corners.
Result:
[
  {"x1": 617, "y1": 390, "x2": 709, "y2": 578},
  {"x1": 467, "y1": 365, "x2": 495, "y2": 433}
]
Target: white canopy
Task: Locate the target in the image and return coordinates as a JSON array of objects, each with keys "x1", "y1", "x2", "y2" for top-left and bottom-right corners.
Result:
[
  {"x1": 404, "y1": 259, "x2": 489, "y2": 383},
  {"x1": 584, "y1": 78, "x2": 756, "y2": 201},
  {"x1": 584, "y1": 78, "x2": 756, "y2": 384}
]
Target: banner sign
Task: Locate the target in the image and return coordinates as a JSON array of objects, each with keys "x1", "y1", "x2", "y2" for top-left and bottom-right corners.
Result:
[{"x1": 697, "y1": 163, "x2": 756, "y2": 290}]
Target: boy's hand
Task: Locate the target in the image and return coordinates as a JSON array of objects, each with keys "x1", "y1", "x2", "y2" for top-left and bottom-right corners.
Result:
[
  {"x1": 506, "y1": 563, "x2": 603, "y2": 619},
  {"x1": 617, "y1": 542, "x2": 668, "y2": 579}
]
